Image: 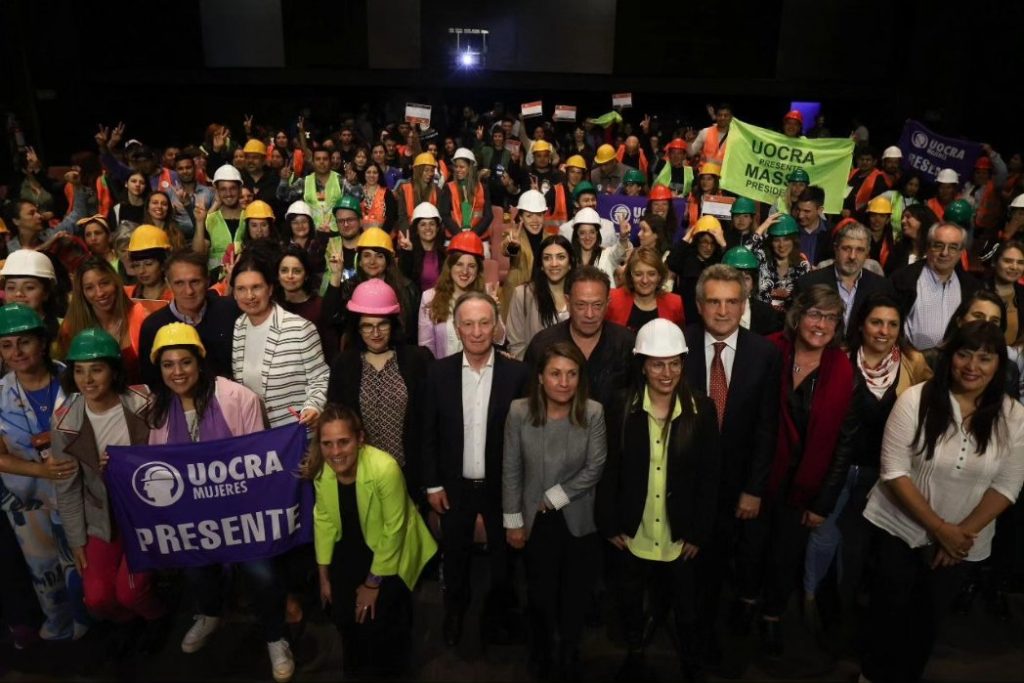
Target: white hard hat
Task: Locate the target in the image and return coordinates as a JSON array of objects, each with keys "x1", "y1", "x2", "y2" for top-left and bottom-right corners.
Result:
[
  {"x1": 212, "y1": 164, "x2": 243, "y2": 184},
  {"x1": 573, "y1": 207, "x2": 602, "y2": 226},
  {"x1": 516, "y1": 190, "x2": 548, "y2": 214},
  {"x1": 634, "y1": 319, "x2": 687, "y2": 357},
  {"x1": 0, "y1": 249, "x2": 57, "y2": 282},
  {"x1": 882, "y1": 146, "x2": 903, "y2": 160},
  {"x1": 411, "y1": 202, "x2": 441, "y2": 222},
  {"x1": 452, "y1": 147, "x2": 476, "y2": 164},
  {"x1": 285, "y1": 200, "x2": 313, "y2": 219},
  {"x1": 1010, "y1": 194, "x2": 1024, "y2": 210},
  {"x1": 936, "y1": 168, "x2": 959, "y2": 184}
]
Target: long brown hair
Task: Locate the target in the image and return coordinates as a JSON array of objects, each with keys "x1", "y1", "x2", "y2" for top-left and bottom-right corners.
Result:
[
  {"x1": 527, "y1": 341, "x2": 590, "y2": 427},
  {"x1": 62, "y1": 258, "x2": 133, "y2": 352},
  {"x1": 430, "y1": 251, "x2": 484, "y2": 323},
  {"x1": 300, "y1": 403, "x2": 364, "y2": 480}
]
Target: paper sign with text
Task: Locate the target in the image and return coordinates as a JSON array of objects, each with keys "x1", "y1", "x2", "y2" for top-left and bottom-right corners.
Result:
[
  {"x1": 404, "y1": 103, "x2": 432, "y2": 127},
  {"x1": 521, "y1": 101, "x2": 543, "y2": 118}
]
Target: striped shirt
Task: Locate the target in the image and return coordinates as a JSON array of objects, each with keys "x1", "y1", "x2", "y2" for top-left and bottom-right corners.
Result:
[
  {"x1": 232, "y1": 304, "x2": 329, "y2": 428},
  {"x1": 905, "y1": 266, "x2": 961, "y2": 351}
]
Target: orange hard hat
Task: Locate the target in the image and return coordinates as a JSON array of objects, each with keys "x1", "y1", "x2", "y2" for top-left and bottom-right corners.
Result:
[
  {"x1": 664, "y1": 138, "x2": 687, "y2": 152},
  {"x1": 648, "y1": 185, "x2": 673, "y2": 201},
  {"x1": 783, "y1": 110, "x2": 803, "y2": 124},
  {"x1": 975, "y1": 156, "x2": 993, "y2": 170},
  {"x1": 448, "y1": 231, "x2": 484, "y2": 258}
]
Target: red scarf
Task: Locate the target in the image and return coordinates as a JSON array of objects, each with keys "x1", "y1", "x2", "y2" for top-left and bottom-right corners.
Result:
[{"x1": 766, "y1": 333, "x2": 855, "y2": 508}]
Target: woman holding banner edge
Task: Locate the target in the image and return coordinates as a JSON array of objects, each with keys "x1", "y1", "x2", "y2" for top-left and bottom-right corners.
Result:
[
  {"x1": 146, "y1": 322, "x2": 295, "y2": 683},
  {"x1": 52, "y1": 328, "x2": 166, "y2": 646}
]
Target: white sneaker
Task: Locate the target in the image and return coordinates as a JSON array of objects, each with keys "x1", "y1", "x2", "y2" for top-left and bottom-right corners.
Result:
[
  {"x1": 268, "y1": 638, "x2": 295, "y2": 683},
  {"x1": 181, "y1": 615, "x2": 221, "y2": 653}
]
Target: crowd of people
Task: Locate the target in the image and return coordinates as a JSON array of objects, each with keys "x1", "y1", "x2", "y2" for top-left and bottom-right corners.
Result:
[{"x1": 1, "y1": 100, "x2": 1023, "y2": 683}]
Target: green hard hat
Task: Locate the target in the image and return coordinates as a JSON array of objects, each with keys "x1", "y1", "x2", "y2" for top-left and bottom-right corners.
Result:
[
  {"x1": 66, "y1": 328, "x2": 121, "y2": 362},
  {"x1": 731, "y1": 197, "x2": 757, "y2": 215},
  {"x1": 332, "y1": 194, "x2": 361, "y2": 214},
  {"x1": 722, "y1": 246, "x2": 760, "y2": 270},
  {"x1": 768, "y1": 214, "x2": 799, "y2": 237},
  {"x1": 623, "y1": 168, "x2": 646, "y2": 185},
  {"x1": 944, "y1": 199, "x2": 974, "y2": 226},
  {"x1": 572, "y1": 181, "x2": 597, "y2": 199},
  {"x1": 785, "y1": 168, "x2": 810, "y2": 184},
  {"x1": 0, "y1": 303, "x2": 44, "y2": 338}
]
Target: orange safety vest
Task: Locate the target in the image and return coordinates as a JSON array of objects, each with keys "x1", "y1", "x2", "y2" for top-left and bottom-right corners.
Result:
[
  {"x1": 616, "y1": 145, "x2": 648, "y2": 175},
  {"x1": 399, "y1": 182, "x2": 438, "y2": 217},
  {"x1": 701, "y1": 126, "x2": 727, "y2": 165},
  {"x1": 973, "y1": 180, "x2": 1004, "y2": 230},
  {"x1": 926, "y1": 197, "x2": 946, "y2": 219},
  {"x1": 361, "y1": 187, "x2": 387, "y2": 225},
  {"x1": 63, "y1": 176, "x2": 114, "y2": 222},
  {"x1": 848, "y1": 168, "x2": 890, "y2": 211},
  {"x1": 687, "y1": 196, "x2": 701, "y2": 227},
  {"x1": 544, "y1": 184, "x2": 569, "y2": 235},
  {"x1": 154, "y1": 167, "x2": 174, "y2": 193},
  {"x1": 447, "y1": 181, "x2": 487, "y2": 237},
  {"x1": 438, "y1": 160, "x2": 450, "y2": 184}
]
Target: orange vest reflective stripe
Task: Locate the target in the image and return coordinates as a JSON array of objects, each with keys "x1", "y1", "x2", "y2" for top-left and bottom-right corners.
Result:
[
  {"x1": 447, "y1": 181, "x2": 487, "y2": 236},
  {"x1": 400, "y1": 183, "x2": 437, "y2": 216},
  {"x1": 848, "y1": 168, "x2": 887, "y2": 211},
  {"x1": 702, "y1": 126, "x2": 727, "y2": 165},
  {"x1": 155, "y1": 168, "x2": 174, "y2": 192},
  {"x1": 362, "y1": 188, "x2": 387, "y2": 225},
  {"x1": 974, "y1": 180, "x2": 1004, "y2": 230},
  {"x1": 926, "y1": 197, "x2": 946, "y2": 219},
  {"x1": 544, "y1": 184, "x2": 569, "y2": 235},
  {"x1": 878, "y1": 239, "x2": 891, "y2": 269},
  {"x1": 616, "y1": 145, "x2": 648, "y2": 175},
  {"x1": 438, "y1": 160, "x2": 450, "y2": 183},
  {"x1": 687, "y1": 197, "x2": 700, "y2": 227}
]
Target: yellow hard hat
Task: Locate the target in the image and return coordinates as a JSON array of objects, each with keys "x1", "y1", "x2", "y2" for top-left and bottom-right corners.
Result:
[
  {"x1": 150, "y1": 322, "x2": 206, "y2": 362},
  {"x1": 693, "y1": 215, "x2": 722, "y2": 234},
  {"x1": 243, "y1": 200, "x2": 275, "y2": 221},
  {"x1": 699, "y1": 162, "x2": 722, "y2": 177},
  {"x1": 867, "y1": 196, "x2": 893, "y2": 214},
  {"x1": 594, "y1": 144, "x2": 617, "y2": 165},
  {"x1": 356, "y1": 227, "x2": 395, "y2": 255},
  {"x1": 128, "y1": 225, "x2": 172, "y2": 252},
  {"x1": 532, "y1": 140, "x2": 553, "y2": 154},
  {"x1": 413, "y1": 152, "x2": 436, "y2": 168},
  {"x1": 242, "y1": 139, "x2": 267, "y2": 156},
  {"x1": 565, "y1": 155, "x2": 587, "y2": 170}
]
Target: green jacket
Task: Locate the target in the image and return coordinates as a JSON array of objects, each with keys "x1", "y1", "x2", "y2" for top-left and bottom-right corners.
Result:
[{"x1": 313, "y1": 445, "x2": 436, "y2": 590}]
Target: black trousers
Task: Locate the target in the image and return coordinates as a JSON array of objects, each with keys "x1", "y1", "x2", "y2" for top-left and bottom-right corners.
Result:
[
  {"x1": 861, "y1": 528, "x2": 969, "y2": 683},
  {"x1": 0, "y1": 510, "x2": 40, "y2": 627},
  {"x1": 738, "y1": 501, "x2": 811, "y2": 617},
  {"x1": 523, "y1": 510, "x2": 598, "y2": 657},
  {"x1": 329, "y1": 573, "x2": 412, "y2": 676},
  {"x1": 618, "y1": 548, "x2": 697, "y2": 656},
  {"x1": 695, "y1": 501, "x2": 754, "y2": 649},
  {"x1": 439, "y1": 478, "x2": 511, "y2": 613}
]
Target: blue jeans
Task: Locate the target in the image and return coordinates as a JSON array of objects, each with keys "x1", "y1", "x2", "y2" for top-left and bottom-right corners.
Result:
[
  {"x1": 803, "y1": 465, "x2": 859, "y2": 595},
  {"x1": 186, "y1": 559, "x2": 285, "y2": 642}
]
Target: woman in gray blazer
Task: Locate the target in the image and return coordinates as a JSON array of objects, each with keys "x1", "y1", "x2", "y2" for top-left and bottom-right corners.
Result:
[{"x1": 502, "y1": 341, "x2": 606, "y2": 680}]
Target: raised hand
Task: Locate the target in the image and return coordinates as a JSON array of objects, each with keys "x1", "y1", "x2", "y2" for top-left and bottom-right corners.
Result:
[
  {"x1": 243, "y1": 114, "x2": 254, "y2": 135},
  {"x1": 95, "y1": 125, "x2": 110, "y2": 149},
  {"x1": 640, "y1": 114, "x2": 651, "y2": 133},
  {"x1": 109, "y1": 122, "x2": 125, "y2": 149},
  {"x1": 397, "y1": 231, "x2": 413, "y2": 251}
]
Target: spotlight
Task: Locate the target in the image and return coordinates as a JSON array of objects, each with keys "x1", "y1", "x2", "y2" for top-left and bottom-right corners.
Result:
[
  {"x1": 460, "y1": 51, "x2": 479, "y2": 68},
  {"x1": 449, "y1": 27, "x2": 488, "y2": 70}
]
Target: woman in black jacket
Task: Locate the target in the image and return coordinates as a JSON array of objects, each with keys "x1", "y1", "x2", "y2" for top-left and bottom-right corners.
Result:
[{"x1": 597, "y1": 319, "x2": 721, "y2": 681}]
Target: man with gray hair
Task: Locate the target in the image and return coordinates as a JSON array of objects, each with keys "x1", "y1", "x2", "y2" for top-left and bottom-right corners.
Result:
[
  {"x1": 892, "y1": 221, "x2": 980, "y2": 352},
  {"x1": 683, "y1": 264, "x2": 781, "y2": 669},
  {"x1": 794, "y1": 222, "x2": 895, "y2": 333}
]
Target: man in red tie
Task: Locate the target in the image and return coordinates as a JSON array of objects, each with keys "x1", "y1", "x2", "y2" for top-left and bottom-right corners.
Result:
[{"x1": 683, "y1": 264, "x2": 782, "y2": 673}]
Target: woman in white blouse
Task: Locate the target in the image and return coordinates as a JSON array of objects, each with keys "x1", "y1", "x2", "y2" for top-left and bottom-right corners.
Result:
[{"x1": 861, "y1": 320, "x2": 1024, "y2": 683}]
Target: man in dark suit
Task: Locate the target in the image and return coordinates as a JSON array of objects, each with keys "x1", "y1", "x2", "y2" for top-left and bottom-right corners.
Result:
[
  {"x1": 794, "y1": 222, "x2": 896, "y2": 338},
  {"x1": 683, "y1": 264, "x2": 781, "y2": 669},
  {"x1": 721, "y1": 246, "x2": 783, "y2": 335},
  {"x1": 891, "y1": 221, "x2": 981, "y2": 354},
  {"x1": 421, "y1": 291, "x2": 529, "y2": 647},
  {"x1": 137, "y1": 250, "x2": 240, "y2": 387}
]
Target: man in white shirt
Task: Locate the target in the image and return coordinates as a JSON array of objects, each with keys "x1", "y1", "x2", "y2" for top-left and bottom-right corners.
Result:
[{"x1": 421, "y1": 292, "x2": 530, "y2": 647}]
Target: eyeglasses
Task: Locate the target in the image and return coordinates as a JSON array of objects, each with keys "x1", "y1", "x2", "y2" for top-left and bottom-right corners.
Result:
[
  {"x1": 804, "y1": 309, "x2": 841, "y2": 324},
  {"x1": 929, "y1": 241, "x2": 963, "y2": 254},
  {"x1": 337, "y1": 217, "x2": 360, "y2": 225},
  {"x1": 358, "y1": 321, "x2": 391, "y2": 335}
]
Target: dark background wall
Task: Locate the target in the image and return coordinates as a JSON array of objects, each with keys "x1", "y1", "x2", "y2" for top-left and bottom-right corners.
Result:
[{"x1": 1, "y1": 0, "x2": 1021, "y2": 173}]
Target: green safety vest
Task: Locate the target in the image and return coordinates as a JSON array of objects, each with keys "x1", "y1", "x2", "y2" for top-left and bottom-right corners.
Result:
[
  {"x1": 206, "y1": 210, "x2": 245, "y2": 271},
  {"x1": 889, "y1": 191, "x2": 905, "y2": 242},
  {"x1": 304, "y1": 172, "x2": 343, "y2": 231},
  {"x1": 653, "y1": 162, "x2": 693, "y2": 197}
]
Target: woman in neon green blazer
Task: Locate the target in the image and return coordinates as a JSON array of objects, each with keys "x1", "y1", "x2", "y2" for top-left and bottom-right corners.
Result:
[{"x1": 304, "y1": 403, "x2": 436, "y2": 677}]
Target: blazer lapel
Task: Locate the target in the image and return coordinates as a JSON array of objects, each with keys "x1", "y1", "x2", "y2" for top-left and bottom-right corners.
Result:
[
  {"x1": 688, "y1": 338, "x2": 707, "y2": 393},
  {"x1": 260, "y1": 306, "x2": 283, "y2": 396}
]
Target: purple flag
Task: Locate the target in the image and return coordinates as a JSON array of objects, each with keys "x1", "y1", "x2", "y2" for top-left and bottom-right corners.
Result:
[
  {"x1": 105, "y1": 423, "x2": 312, "y2": 572},
  {"x1": 596, "y1": 194, "x2": 688, "y2": 243},
  {"x1": 898, "y1": 120, "x2": 983, "y2": 184}
]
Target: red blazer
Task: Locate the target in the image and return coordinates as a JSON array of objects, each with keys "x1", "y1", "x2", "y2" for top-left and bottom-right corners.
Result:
[{"x1": 605, "y1": 287, "x2": 685, "y2": 330}]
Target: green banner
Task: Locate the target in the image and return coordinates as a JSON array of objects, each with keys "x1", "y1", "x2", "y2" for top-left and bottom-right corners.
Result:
[{"x1": 720, "y1": 118, "x2": 854, "y2": 214}]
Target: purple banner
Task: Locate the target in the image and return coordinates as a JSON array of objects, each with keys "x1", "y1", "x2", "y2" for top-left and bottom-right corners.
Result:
[
  {"x1": 596, "y1": 194, "x2": 688, "y2": 243},
  {"x1": 898, "y1": 119, "x2": 983, "y2": 184},
  {"x1": 105, "y1": 423, "x2": 312, "y2": 572}
]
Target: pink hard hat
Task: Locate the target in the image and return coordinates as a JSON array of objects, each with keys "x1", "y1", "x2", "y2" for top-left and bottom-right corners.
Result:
[{"x1": 346, "y1": 279, "x2": 400, "y2": 315}]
